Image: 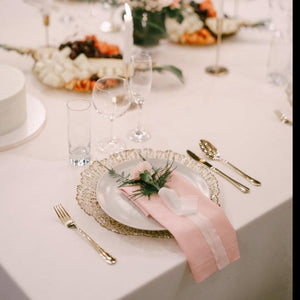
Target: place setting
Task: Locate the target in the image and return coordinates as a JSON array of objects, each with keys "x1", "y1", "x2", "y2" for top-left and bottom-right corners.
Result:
[
  {"x1": 59, "y1": 130, "x2": 262, "y2": 282},
  {"x1": 62, "y1": 52, "x2": 263, "y2": 279},
  {"x1": 74, "y1": 138, "x2": 262, "y2": 238},
  {"x1": 61, "y1": 42, "x2": 263, "y2": 279},
  {"x1": 49, "y1": 1, "x2": 266, "y2": 284},
  {"x1": 61, "y1": 147, "x2": 233, "y2": 282},
  {"x1": 61, "y1": 48, "x2": 261, "y2": 281},
  {"x1": 0, "y1": 0, "x2": 292, "y2": 298}
]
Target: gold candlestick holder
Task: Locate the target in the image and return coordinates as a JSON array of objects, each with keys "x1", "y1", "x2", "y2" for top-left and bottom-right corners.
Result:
[{"x1": 43, "y1": 14, "x2": 50, "y2": 47}]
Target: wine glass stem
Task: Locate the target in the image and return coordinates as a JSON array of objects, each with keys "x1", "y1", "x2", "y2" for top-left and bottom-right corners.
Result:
[
  {"x1": 137, "y1": 102, "x2": 144, "y2": 132},
  {"x1": 108, "y1": 6, "x2": 116, "y2": 23},
  {"x1": 215, "y1": 18, "x2": 222, "y2": 70},
  {"x1": 109, "y1": 118, "x2": 115, "y2": 141}
]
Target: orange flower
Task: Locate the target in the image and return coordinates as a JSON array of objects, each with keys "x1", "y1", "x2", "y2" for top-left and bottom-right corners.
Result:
[{"x1": 199, "y1": 0, "x2": 217, "y2": 17}]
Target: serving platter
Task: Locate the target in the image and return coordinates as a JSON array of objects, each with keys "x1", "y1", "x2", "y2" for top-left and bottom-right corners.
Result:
[
  {"x1": 0, "y1": 35, "x2": 184, "y2": 92},
  {"x1": 165, "y1": 1, "x2": 267, "y2": 45}
]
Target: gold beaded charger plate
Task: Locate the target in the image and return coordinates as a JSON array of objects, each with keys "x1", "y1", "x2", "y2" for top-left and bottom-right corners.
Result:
[{"x1": 76, "y1": 148, "x2": 220, "y2": 238}]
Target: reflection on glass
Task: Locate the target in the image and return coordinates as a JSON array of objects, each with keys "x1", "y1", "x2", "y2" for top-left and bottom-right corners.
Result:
[
  {"x1": 128, "y1": 52, "x2": 152, "y2": 143},
  {"x1": 92, "y1": 76, "x2": 132, "y2": 154}
]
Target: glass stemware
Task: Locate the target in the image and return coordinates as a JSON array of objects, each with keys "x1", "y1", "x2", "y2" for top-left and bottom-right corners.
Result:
[
  {"x1": 266, "y1": 0, "x2": 292, "y2": 85},
  {"x1": 268, "y1": 0, "x2": 292, "y2": 33},
  {"x1": 266, "y1": 30, "x2": 291, "y2": 86},
  {"x1": 205, "y1": 0, "x2": 228, "y2": 76},
  {"x1": 92, "y1": 76, "x2": 132, "y2": 154},
  {"x1": 128, "y1": 52, "x2": 152, "y2": 142}
]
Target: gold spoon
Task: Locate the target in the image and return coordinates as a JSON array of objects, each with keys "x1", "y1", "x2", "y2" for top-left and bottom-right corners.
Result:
[
  {"x1": 274, "y1": 110, "x2": 293, "y2": 126},
  {"x1": 199, "y1": 139, "x2": 261, "y2": 186}
]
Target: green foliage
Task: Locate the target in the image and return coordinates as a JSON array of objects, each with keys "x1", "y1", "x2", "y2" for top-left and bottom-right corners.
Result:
[
  {"x1": 164, "y1": 6, "x2": 184, "y2": 23},
  {"x1": 108, "y1": 159, "x2": 176, "y2": 200},
  {"x1": 153, "y1": 65, "x2": 184, "y2": 83}
]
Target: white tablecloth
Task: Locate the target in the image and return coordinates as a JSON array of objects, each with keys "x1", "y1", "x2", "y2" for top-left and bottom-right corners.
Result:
[{"x1": 0, "y1": 0, "x2": 292, "y2": 299}]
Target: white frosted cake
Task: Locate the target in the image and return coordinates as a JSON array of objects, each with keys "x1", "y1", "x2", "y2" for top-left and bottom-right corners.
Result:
[{"x1": 0, "y1": 65, "x2": 27, "y2": 135}]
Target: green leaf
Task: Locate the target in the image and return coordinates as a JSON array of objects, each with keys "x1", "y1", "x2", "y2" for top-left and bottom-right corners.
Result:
[
  {"x1": 153, "y1": 65, "x2": 185, "y2": 84},
  {"x1": 108, "y1": 158, "x2": 175, "y2": 200}
]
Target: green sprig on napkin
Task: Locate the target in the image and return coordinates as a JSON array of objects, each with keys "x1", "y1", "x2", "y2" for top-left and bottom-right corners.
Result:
[{"x1": 108, "y1": 158, "x2": 176, "y2": 200}]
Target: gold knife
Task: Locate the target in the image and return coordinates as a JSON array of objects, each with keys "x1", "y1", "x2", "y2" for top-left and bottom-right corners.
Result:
[{"x1": 187, "y1": 150, "x2": 250, "y2": 193}]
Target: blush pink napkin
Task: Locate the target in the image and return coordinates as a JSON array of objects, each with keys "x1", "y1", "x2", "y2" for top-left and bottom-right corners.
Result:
[{"x1": 120, "y1": 171, "x2": 240, "y2": 283}]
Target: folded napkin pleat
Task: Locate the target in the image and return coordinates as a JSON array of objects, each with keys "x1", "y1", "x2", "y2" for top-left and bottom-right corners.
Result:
[{"x1": 120, "y1": 171, "x2": 240, "y2": 282}]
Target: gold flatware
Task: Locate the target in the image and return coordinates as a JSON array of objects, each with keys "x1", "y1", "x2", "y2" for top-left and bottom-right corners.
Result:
[
  {"x1": 187, "y1": 150, "x2": 250, "y2": 193},
  {"x1": 274, "y1": 110, "x2": 293, "y2": 126},
  {"x1": 199, "y1": 139, "x2": 261, "y2": 186},
  {"x1": 54, "y1": 204, "x2": 116, "y2": 265}
]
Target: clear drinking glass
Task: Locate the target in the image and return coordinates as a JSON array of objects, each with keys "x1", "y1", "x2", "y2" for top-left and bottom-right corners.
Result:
[
  {"x1": 267, "y1": 30, "x2": 291, "y2": 86},
  {"x1": 92, "y1": 76, "x2": 132, "y2": 154},
  {"x1": 67, "y1": 98, "x2": 91, "y2": 166},
  {"x1": 128, "y1": 52, "x2": 152, "y2": 142}
]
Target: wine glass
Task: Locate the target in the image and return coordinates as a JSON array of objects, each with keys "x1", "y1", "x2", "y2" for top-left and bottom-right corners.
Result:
[
  {"x1": 128, "y1": 52, "x2": 152, "y2": 142},
  {"x1": 266, "y1": 30, "x2": 291, "y2": 86},
  {"x1": 92, "y1": 76, "x2": 132, "y2": 154},
  {"x1": 268, "y1": 0, "x2": 292, "y2": 33}
]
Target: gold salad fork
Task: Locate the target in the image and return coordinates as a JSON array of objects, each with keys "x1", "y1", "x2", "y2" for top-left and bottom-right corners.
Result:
[{"x1": 54, "y1": 204, "x2": 116, "y2": 265}]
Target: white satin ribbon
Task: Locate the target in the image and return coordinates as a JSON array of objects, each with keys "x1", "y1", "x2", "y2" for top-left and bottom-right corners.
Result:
[
  {"x1": 187, "y1": 214, "x2": 230, "y2": 270},
  {"x1": 158, "y1": 187, "x2": 198, "y2": 216},
  {"x1": 158, "y1": 187, "x2": 230, "y2": 269}
]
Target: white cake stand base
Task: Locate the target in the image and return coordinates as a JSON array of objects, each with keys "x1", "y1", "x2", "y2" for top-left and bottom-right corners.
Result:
[{"x1": 0, "y1": 94, "x2": 46, "y2": 151}]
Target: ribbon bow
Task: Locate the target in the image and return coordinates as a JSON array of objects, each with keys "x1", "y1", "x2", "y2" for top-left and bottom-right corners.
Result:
[{"x1": 158, "y1": 187, "x2": 199, "y2": 216}]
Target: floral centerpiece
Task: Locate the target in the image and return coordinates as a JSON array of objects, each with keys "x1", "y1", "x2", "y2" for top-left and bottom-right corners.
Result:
[{"x1": 124, "y1": 0, "x2": 185, "y2": 46}]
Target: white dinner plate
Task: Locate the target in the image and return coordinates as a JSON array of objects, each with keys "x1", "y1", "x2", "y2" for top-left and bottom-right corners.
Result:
[{"x1": 96, "y1": 158, "x2": 210, "y2": 231}]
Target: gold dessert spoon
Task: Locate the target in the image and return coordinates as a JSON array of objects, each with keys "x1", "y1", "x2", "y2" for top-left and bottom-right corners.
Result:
[{"x1": 199, "y1": 139, "x2": 261, "y2": 186}]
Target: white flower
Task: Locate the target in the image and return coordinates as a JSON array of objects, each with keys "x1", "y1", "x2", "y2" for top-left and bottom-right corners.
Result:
[
  {"x1": 130, "y1": 161, "x2": 154, "y2": 180},
  {"x1": 132, "y1": 0, "x2": 174, "y2": 11},
  {"x1": 165, "y1": 6, "x2": 204, "y2": 42}
]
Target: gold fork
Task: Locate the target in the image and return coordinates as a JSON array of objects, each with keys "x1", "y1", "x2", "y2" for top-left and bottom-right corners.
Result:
[{"x1": 53, "y1": 204, "x2": 116, "y2": 265}]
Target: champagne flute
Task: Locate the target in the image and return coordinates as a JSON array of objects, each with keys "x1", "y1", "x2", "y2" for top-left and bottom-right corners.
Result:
[
  {"x1": 128, "y1": 52, "x2": 152, "y2": 142},
  {"x1": 205, "y1": 0, "x2": 228, "y2": 76},
  {"x1": 92, "y1": 76, "x2": 132, "y2": 154}
]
